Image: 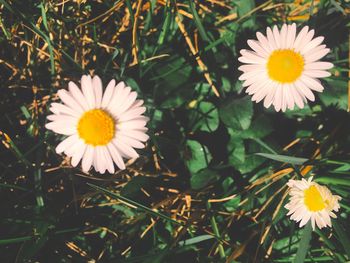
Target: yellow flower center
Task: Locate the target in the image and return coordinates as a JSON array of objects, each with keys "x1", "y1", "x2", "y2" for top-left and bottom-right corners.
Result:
[
  {"x1": 77, "y1": 109, "x2": 115, "y2": 146},
  {"x1": 267, "y1": 49, "x2": 304, "y2": 83},
  {"x1": 304, "y1": 185, "x2": 326, "y2": 212}
]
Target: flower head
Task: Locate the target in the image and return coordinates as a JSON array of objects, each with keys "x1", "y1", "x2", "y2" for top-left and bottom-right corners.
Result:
[
  {"x1": 238, "y1": 24, "x2": 333, "y2": 112},
  {"x1": 46, "y1": 75, "x2": 149, "y2": 174},
  {"x1": 285, "y1": 177, "x2": 341, "y2": 230}
]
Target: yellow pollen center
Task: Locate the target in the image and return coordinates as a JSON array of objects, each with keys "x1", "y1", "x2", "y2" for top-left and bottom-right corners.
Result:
[
  {"x1": 304, "y1": 185, "x2": 326, "y2": 212},
  {"x1": 267, "y1": 49, "x2": 304, "y2": 83},
  {"x1": 77, "y1": 109, "x2": 115, "y2": 146}
]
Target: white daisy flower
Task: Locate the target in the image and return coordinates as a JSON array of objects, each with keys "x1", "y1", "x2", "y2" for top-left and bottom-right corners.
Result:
[
  {"x1": 285, "y1": 177, "x2": 341, "y2": 230},
  {"x1": 238, "y1": 23, "x2": 334, "y2": 112},
  {"x1": 46, "y1": 75, "x2": 149, "y2": 174}
]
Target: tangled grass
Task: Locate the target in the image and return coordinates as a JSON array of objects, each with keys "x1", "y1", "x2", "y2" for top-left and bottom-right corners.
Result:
[{"x1": 0, "y1": 0, "x2": 350, "y2": 262}]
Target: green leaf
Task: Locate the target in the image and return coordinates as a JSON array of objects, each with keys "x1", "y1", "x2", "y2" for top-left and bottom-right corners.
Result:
[
  {"x1": 178, "y1": 234, "x2": 214, "y2": 246},
  {"x1": 219, "y1": 96, "x2": 253, "y2": 130},
  {"x1": 255, "y1": 153, "x2": 308, "y2": 165},
  {"x1": 319, "y1": 79, "x2": 348, "y2": 110},
  {"x1": 188, "y1": 0, "x2": 211, "y2": 43},
  {"x1": 228, "y1": 138, "x2": 245, "y2": 165},
  {"x1": 185, "y1": 140, "x2": 211, "y2": 174},
  {"x1": 193, "y1": 101, "x2": 219, "y2": 132},
  {"x1": 190, "y1": 168, "x2": 218, "y2": 190},
  {"x1": 223, "y1": 196, "x2": 241, "y2": 212},
  {"x1": 333, "y1": 221, "x2": 350, "y2": 259},
  {"x1": 236, "y1": 0, "x2": 256, "y2": 28},
  {"x1": 294, "y1": 222, "x2": 312, "y2": 263},
  {"x1": 315, "y1": 177, "x2": 350, "y2": 187}
]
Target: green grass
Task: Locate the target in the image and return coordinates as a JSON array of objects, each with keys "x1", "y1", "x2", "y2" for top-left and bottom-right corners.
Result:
[{"x1": 0, "y1": 0, "x2": 350, "y2": 262}]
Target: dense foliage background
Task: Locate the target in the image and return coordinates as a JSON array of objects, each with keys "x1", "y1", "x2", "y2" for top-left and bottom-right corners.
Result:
[{"x1": 0, "y1": 0, "x2": 350, "y2": 262}]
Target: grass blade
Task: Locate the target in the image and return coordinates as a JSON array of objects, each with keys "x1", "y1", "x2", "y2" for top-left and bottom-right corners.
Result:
[
  {"x1": 255, "y1": 153, "x2": 308, "y2": 165},
  {"x1": 87, "y1": 183, "x2": 184, "y2": 226},
  {"x1": 333, "y1": 221, "x2": 350, "y2": 259},
  {"x1": 294, "y1": 222, "x2": 312, "y2": 263}
]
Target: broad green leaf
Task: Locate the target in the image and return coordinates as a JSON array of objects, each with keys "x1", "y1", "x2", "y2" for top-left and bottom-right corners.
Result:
[
  {"x1": 193, "y1": 101, "x2": 219, "y2": 132},
  {"x1": 319, "y1": 79, "x2": 347, "y2": 110},
  {"x1": 223, "y1": 196, "x2": 241, "y2": 212},
  {"x1": 190, "y1": 168, "x2": 218, "y2": 190},
  {"x1": 228, "y1": 138, "x2": 245, "y2": 165},
  {"x1": 240, "y1": 115, "x2": 273, "y2": 139},
  {"x1": 255, "y1": 153, "x2": 308, "y2": 165},
  {"x1": 185, "y1": 140, "x2": 211, "y2": 174},
  {"x1": 294, "y1": 222, "x2": 312, "y2": 263},
  {"x1": 236, "y1": 0, "x2": 255, "y2": 28},
  {"x1": 219, "y1": 96, "x2": 253, "y2": 130}
]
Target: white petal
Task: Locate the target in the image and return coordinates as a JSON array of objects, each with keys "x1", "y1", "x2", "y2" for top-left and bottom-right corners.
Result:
[
  {"x1": 299, "y1": 213, "x2": 311, "y2": 227},
  {"x1": 301, "y1": 36, "x2": 324, "y2": 55},
  {"x1": 281, "y1": 86, "x2": 288, "y2": 112},
  {"x1": 49, "y1": 103, "x2": 81, "y2": 118},
  {"x1": 286, "y1": 23, "x2": 296, "y2": 48},
  {"x1": 256, "y1": 32, "x2": 272, "y2": 53},
  {"x1": 272, "y1": 25, "x2": 281, "y2": 49},
  {"x1": 240, "y1": 49, "x2": 266, "y2": 64},
  {"x1": 115, "y1": 134, "x2": 146, "y2": 149},
  {"x1": 113, "y1": 138, "x2": 140, "y2": 158},
  {"x1": 107, "y1": 82, "x2": 127, "y2": 112},
  {"x1": 102, "y1": 147, "x2": 115, "y2": 174},
  {"x1": 101, "y1": 79, "x2": 116, "y2": 108},
  {"x1": 92, "y1": 75, "x2": 103, "y2": 108},
  {"x1": 251, "y1": 80, "x2": 273, "y2": 102},
  {"x1": 81, "y1": 75, "x2": 95, "y2": 109},
  {"x1": 293, "y1": 26, "x2": 309, "y2": 51},
  {"x1": 82, "y1": 145, "x2": 94, "y2": 172},
  {"x1": 107, "y1": 143, "x2": 125, "y2": 170},
  {"x1": 116, "y1": 91, "x2": 138, "y2": 115},
  {"x1": 273, "y1": 85, "x2": 283, "y2": 112},
  {"x1": 305, "y1": 62, "x2": 333, "y2": 70},
  {"x1": 295, "y1": 80, "x2": 315, "y2": 101},
  {"x1": 280, "y1": 24, "x2": 288, "y2": 49},
  {"x1": 57, "y1": 89, "x2": 83, "y2": 113},
  {"x1": 247, "y1": 40, "x2": 269, "y2": 58},
  {"x1": 266, "y1": 27, "x2": 277, "y2": 50},
  {"x1": 304, "y1": 70, "x2": 331, "y2": 78},
  {"x1": 68, "y1": 81, "x2": 89, "y2": 111},
  {"x1": 239, "y1": 69, "x2": 266, "y2": 81},
  {"x1": 285, "y1": 85, "x2": 295, "y2": 110},
  {"x1": 242, "y1": 72, "x2": 268, "y2": 87},
  {"x1": 120, "y1": 116, "x2": 149, "y2": 126},
  {"x1": 95, "y1": 147, "x2": 106, "y2": 174},
  {"x1": 300, "y1": 75, "x2": 324, "y2": 92},
  {"x1": 305, "y1": 48, "x2": 330, "y2": 63},
  {"x1": 118, "y1": 107, "x2": 147, "y2": 122},
  {"x1": 55, "y1": 134, "x2": 79, "y2": 153},
  {"x1": 290, "y1": 85, "x2": 304, "y2": 109},
  {"x1": 295, "y1": 29, "x2": 315, "y2": 52},
  {"x1": 238, "y1": 64, "x2": 265, "y2": 72},
  {"x1": 71, "y1": 143, "x2": 86, "y2": 167},
  {"x1": 118, "y1": 130, "x2": 149, "y2": 142},
  {"x1": 45, "y1": 122, "x2": 77, "y2": 135},
  {"x1": 263, "y1": 82, "x2": 278, "y2": 108}
]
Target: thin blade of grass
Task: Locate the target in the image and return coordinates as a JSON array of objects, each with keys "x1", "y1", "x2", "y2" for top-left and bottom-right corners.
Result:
[
  {"x1": 255, "y1": 153, "x2": 308, "y2": 165},
  {"x1": 294, "y1": 222, "x2": 312, "y2": 263},
  {"x1": 333, "y1": 221, "x2": 350, "y2": 259},
  {"x1": 87, "y1": 183, "x2": 184, "y2": 226}
]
